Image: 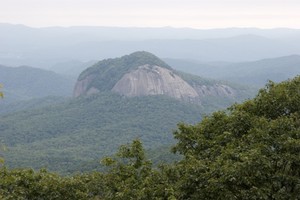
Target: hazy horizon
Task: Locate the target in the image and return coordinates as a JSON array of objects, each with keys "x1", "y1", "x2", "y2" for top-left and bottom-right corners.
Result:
[
  {"x1": 2, "y1": 0, "x2": 300, "y2": 68},
  {"x1": 1, "y1": 0, "x2": 300, "y2": 29},
  {"x1": 2, "y1": 22, "x2": 300, "y2": 30}
]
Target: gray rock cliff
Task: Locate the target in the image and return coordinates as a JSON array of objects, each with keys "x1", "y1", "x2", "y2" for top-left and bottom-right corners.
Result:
[{"x1": 73, "y1": 51, "x2": 237, "y2": 104}]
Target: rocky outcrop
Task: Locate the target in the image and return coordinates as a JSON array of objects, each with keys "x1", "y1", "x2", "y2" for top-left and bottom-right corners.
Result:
[
  {"x1": 193, "y1": 84, "x2": 236, "y2": 97},
  {"x1": 111, "y1": 64, "x2": 236, "y2": 103},
  {"x1": 73, "y1": 51, "x2": 238, "y2": 104},
  {"x1": 112, "y1": 65, "x2": 199, "y2": 102},
  {"x1": 73, "y1": 74, "x2": 98, "y2": 97}
]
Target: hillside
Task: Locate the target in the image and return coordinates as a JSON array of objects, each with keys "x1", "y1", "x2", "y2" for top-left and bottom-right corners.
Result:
[
  {"x1": 166, "y1": 55, "x2": 300, "y2": 86},
  {"x1": 50, "y1": 60, "x2": 97, "y2": 78},
  {"x1": 222, "y1": 55, "x2": 300, "y2": 85},
  {"x1": 0, "y1": 92, "x2": 203, "y2": 173},
  {"x1": 1, "y1": 76, "x2": 299, "y2": 200},
  {"x1": 0, "y1": 96, "x2": 67, "y2": 116},
  {"x1": 0, "y1": 52, "x2": 253, "y2": 174},
  {"x1": 0, "y1": 65, "x2": 75, "y2": 103},
  {"x1": 74, "y1": 51, "x2": 251, "y2": 104}
]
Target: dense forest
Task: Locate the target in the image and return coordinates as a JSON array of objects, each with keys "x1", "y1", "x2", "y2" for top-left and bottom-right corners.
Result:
[
  {"x1": 0, "y1": 51, "x2": 255, "y2": 173},
  {"x1": 0, "y1": 93, "x2": 204, "y2": 173},
  {"x1": 1, "y1": 76, "x2": 299, "y2": 199}
]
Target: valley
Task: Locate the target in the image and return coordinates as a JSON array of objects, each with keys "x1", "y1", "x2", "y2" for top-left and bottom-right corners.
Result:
[
  {"x1": 0, "y1": 51, "x2": 253, "y2": 173},
  {"x1": 1, "y1": 1, "x2": 300, "y2": 198},
  {"x1": 0, "y1": 49, "x2": 299, "y2": 173}
]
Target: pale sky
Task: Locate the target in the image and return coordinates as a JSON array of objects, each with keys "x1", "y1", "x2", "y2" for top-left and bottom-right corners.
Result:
[{"x1": 1, "y1": 0, "x2": 300, "y2": 28}]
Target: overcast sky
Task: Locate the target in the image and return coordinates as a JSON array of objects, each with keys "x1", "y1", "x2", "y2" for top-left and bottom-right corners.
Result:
[{"x1": 1, "y1": 0, "x2": 300, "y2": 28}]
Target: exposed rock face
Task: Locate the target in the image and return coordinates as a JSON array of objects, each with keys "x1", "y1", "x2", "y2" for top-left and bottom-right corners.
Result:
[
  {"x1": 112, "y1": 65, "x2": 199, "y2": 102},
  {"x1": 73, "y1": 74, "x2": 99, "y2": 98},
  {"x1": 193, "y1": 84, "x2": 236, "y2": 97},
  {"x1": 73, "y1": 51, "x2": 238, "y2": 104}
]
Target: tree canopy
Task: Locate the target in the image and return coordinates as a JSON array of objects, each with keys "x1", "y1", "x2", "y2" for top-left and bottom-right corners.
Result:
[
  {"x1": 0, "y1": 76, "x2": 300, "y2": 199},
  {"x1": 172, "y1": 76, "x2": 300, "y2": 199}
]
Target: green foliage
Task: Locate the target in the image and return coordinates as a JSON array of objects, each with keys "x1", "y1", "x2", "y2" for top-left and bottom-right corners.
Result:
[
  {"x1": 1, "y1": 73, "x2": 299, "y2": 199},
  {"x1": 240, "y1": 78, "x2": 300, "y2": 119},
  {"x1": 78, "y1": 51, "x2": 172, "y2": 92},
  {"x1": 76, "y1": 51, "x2": 254, "y2": 103},
  {"x1": 0, "y1": 141, "x2": 176, "y2": 200},
  {"x1": 0, "y1": 96, "x2": 67, "y2": 116},
  {"x1": 0, "y1": 168, "x2": 97, "y2": 200},
  {"x1": 0, "y1": 92, "x2": 203, "y2": 173},
  {"x1": 0, "y1": 65, "x2": 74, "y2": 103},
  {"x1": 172, "y1": 76, "x2": 300, "y2": 199},
  {"x1": 99, "y1": 140, "x2": 176, "y2": 200}
]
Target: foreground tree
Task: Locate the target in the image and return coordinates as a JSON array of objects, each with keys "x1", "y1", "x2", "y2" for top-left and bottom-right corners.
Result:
[
  {"x1": 100, "y1": 139, "x2": 176, "y2": 200},
  {"x1": 172, "y1": 76, "x2": 300, "y2": 199},
  {"x1": 0, "y1": 77, "x2": 300, "y2": 199},
  {"x1": 0, "y1": 168, "x2": 95, "y2": 199}
]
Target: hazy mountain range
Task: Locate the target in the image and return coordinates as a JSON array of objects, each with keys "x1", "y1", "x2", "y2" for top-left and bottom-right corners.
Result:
[
  {"x1": 1, "y1": 24, "x2": 300, "y2": 174},
  {"x1": 166, "y1": 55, "x2": 300, "y2": 86},
  {"x1": 0, "y1": 52, "x2": 254, "y2": 173},
  {"x1": 1, "y1": 23, "x2": 300, "y2": 69},
  {"x1": 0, "y1": 65, "x2": 74, "y2": 102}
]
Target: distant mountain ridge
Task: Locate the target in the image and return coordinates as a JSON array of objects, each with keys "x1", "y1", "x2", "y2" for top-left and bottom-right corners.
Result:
[
  {"x1": 73, "y1": 51, "x2": 239, "y2": 104},
  {"x1": 0, "y1": 65, "x2": 75, "y2": 102},
  {"x1": 165, "y1": 54, "x2": 300, "y2": 86},
  {"x1": 50, "y1": 60, "x2": 97, "y2": 78},
  {"x1": 2, "y1": 23, "x2": 300, "y2": 68}
]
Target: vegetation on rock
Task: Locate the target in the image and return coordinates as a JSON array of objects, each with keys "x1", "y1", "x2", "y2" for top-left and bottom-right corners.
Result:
[{"x1": 74, "y1": 51, "x2": 251, "y2": 103}]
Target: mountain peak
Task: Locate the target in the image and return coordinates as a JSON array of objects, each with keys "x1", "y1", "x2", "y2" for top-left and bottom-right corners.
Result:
[
  {"x1": 73, "y1": 52, "x2": 236, "y2": 103},
  {"x1": 116, "y1": 51, "x2": 171, "y2": 70},
  {"x1": 74, "y1": 51, "x2": 172, "y2": 96}
]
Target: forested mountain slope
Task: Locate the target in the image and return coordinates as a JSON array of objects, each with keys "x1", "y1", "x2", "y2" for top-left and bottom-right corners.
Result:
[
  {"x1": 0, "y1": 65, "x2": 75, "y2": 102},
  {"x1": 0, "y1": 52, "x2": 254, "y2": 173},
  {"x1": 1, "y1": 75, "x2": 299, "y2": 199},
  {"x1": 74, "y1": 51, "x2": 252, "y2": 104},
  {"x1": 0, "y1": 93, "x2": 203, "y2": 173}
]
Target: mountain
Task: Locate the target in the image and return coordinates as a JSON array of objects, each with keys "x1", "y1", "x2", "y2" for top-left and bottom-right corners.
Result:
[
  {"x1": 2, "y1": 23, "x2": 300, "y2": 43},
  {"x1": 74, "y1": 51, "x2": 248, "y2": 104},
  {"x1": 220, "y1": 55, "x2": 300, "y2": 85},
  {"x1": 0, "y1": 52, "x2": 253, "y2": 174},
  {"x1": 0, "y1": 96, "x2": 68, "y2": 116},
  {"x1": 165, "y1": 55, "x2": 300, "y2": 87},
  {"x1": 0, "y1": 65, "x2": 75, "y2": 103},
  {"x1": 2, "y1": 23, "x2": 300, "y2": 69},
  {"x1": 0, "y1": 92, "x2": 204, "y2": 174}
]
